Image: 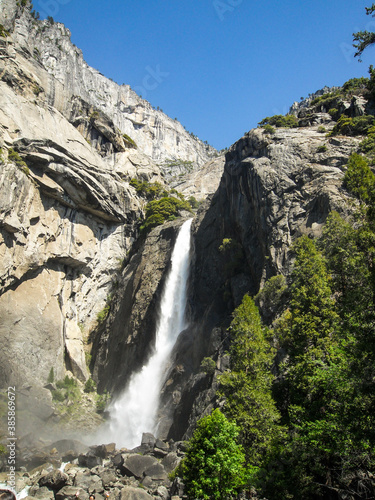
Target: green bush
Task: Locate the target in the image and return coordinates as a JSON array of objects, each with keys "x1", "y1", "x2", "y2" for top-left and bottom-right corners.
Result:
[
  {"x1": 317, "y1": 126, "x2": 326, "y2": 133},
  {"x1": 330, "y1": 114, "x2": 375, "y2": 136},
  {"x1": 262, "y1": 124, "x2": 276, "y2": 135},
  {"x1": 310, "y1": 91, "x2": 340, "y2": 107},
  {"x1": 342, "y1": 76, "x2": 369, "y2": 94},
  {"x1": 140, "y1": 196, "x2": 192, "y2": 234},
  {"x1": 317, "y1": 144, "x2": 328, "y2": 153},
  {"x1": 8, "y1": 148, "x2": 27, "y2": 167},
  {"x1": 187, "y1": 195, "x2": 199, "y2": 209},
  {"x1": 97, "y1": 303, "x2": 110, "y2": 324},
  {"x1": 52, "y1": 376, "x2": 81, "y2": 403},
  {"x1": 96, "y1": 391, "x2": 109, "y2": 412},
  {"x1": 130, "y1": 179, "x2": 168, "y2": 200},
  {"x1": 175, "y1": 409, "x2": 248, "y2": 500},
  {"x1": 328, "y1": 108, "x2": 339, "y2": 119},
  {"x1": 258, "y1": 114, "x2": 298, "y2": 129},
  {"x1": 200, "y1": 357, "x2": 216, "y2": 376},
  {"x1": 84, "y1": 378, "x2": 96, "y2": 393}
]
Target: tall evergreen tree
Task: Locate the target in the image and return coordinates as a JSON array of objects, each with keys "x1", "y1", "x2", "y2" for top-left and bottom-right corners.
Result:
[{"x1": 219, "y1": 295, "x2": 283, "y2": 465}]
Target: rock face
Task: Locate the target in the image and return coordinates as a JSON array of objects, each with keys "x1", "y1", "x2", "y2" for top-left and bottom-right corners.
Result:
[
  {"x1": 4, "y1": 0, "x2": 216, "y2": 169},
  {"x1": 0, "y1": 0, "x2": 363, "y2": 461},
  {"x1": 0, "y1": 0, "x2": 219, "y2": 436},
  {"x1": 159, "y1": 121, "x2": 358, "y2": 440}
]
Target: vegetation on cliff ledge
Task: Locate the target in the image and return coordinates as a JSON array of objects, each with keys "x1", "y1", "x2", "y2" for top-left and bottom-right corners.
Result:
[{"x1": 130, "y1": 178, "x2": 195, "y2": 234}]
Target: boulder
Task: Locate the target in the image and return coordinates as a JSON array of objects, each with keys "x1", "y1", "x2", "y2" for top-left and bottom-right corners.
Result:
[
  {"x1": 38, "y1": 469, "x2": 69, "y2": 490},
  {"x1": 78, "y1": 452, "x2": 103, "y2": 469},
  {"x1": 143, "y1": 463, "x2": 168, "y2": 482},
  {"x1": 56, "y1": 486, "x2": 89, "y2": 500},
  {"x1": 121, "y1": 454, "x2": 158, "y2": 480},
  {"x1": 98, "y1": 469, "x2": 117, "y2": 488},
  {"x1": 73, "y1": 471, "x2": 103, "y2": 493},
  {"x1": 141, "y1": 433, "x2": 156, "y2": 448},
  {"x1": 30, "y1": 487, "x2": 54, "y2": 500},
  {"x1": 161, "y1": 453, "x2": 180, "y2": 474},
  {"x1": 120, "y1": 486, "x2": 153, "y2": 500},
  {"x1": 89, "y1": 443, "x2": 116, "y2": 459}
]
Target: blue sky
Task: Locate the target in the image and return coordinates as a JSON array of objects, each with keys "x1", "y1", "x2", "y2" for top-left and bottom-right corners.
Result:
[{"x1": 32, "y1": 0, "x2": 375, "y2": 150}]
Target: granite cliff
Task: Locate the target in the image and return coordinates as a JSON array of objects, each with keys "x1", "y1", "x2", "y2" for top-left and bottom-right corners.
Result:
[{"x1": 0, "y1": 0, "x2": 365, "y2": 470}]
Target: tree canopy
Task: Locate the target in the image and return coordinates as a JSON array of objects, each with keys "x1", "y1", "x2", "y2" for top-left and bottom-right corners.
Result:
[{"x1": 176, "y1": 409, "x2": 247, "y2": 500}]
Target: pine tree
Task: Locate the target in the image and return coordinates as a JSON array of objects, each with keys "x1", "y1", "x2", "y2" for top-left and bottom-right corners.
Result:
[{"x1": 219, "y1": 295, "x2": 283, "y2": 465}]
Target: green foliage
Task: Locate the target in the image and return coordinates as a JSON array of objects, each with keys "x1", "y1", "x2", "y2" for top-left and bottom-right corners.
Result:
[
  {"x1": 359, "y1": 123, "x2": 375, "y2": 157},
  {"x1": 96, "y1": 391, "x2": 110, "y2": 412},
  {"x1": 258, "y1": 114, "x2": 298, "y2": 129},
  {"x1": 97, "y1": 305, "x2": 110, "y2": 323},
  {"x1": 353, "y1": 5, "x2": 375, "y2": 61},
  {"x1": 328, "y1": 107, "x2": 338, "y2": 119},
  {"x1": 262, "y1": 124, "x2": 276, "y2": 135},
  {"x1": 140, "y1": 196, "x2": 192, "y2": 234},
  {"x1": 47, "y1": 15, "x2": 54, "y2": 25},
  {"x1": 219, "y1": 296, "x2": 283, "y2": 467},
  {"x1": 162, "y1": 158, "x2": 194, "y2": 177},
  {"x1": 329, "y1": 114, "x2": 375, "y2": 136},
  {"x1": 187, "y1": 195, "x2": 199, "y2": 209},
  {"x1": 176, "y1": 409, "x2": 247, "y2": 499},
  {"x1": 8, "y1": 148, "x2": 27, "y2": 167},
  {"x1": 84, "y1": 378, "x2": 96, "y2": 393},
  {"x1": 343, "y1": 76, "x2": 370, "y2": 93},
  {"x1": 130, "y1": 178, "x2": 168, "y2": 200},
  {"x1": 281, "y1": 235, "x2": 338, "y2": 359},
  {"x1": 47, "y1": 367, "x2": 54, "y2": 384},
  {"x1": 8, "y1": 148, "x2": 30, "y2": 175},
  {"x1": 200, "y1": 357, "x2": 216, "y2": 376},
  {"x1": 123, "y1": 133, "x2": 137, "y2": 149},
  {"x1": 52, "y1": 376, "x2": 81, "y2": 403},
  {"x1": 0, "y1": 24, "x2": 9, "y2": 38},
  {"x1": 317, "y1": 125, "x2": 326, "y2": 133},
  {"x1": 258, "y1": 206, "x2": 375, "y2": 498},
  {"x1": 254, "y1": 274, "x2": 287, "y2": 321},
  {"x1": 343, "y1": 152, "x2": 375, "y2": 202},
  {"x1": 316, "y1": 144, "x2": 327, "y2": 153}
]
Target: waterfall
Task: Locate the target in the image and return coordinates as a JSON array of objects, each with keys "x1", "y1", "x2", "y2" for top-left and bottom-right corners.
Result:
[{"x1": 106, "y1": 218, "x2": 193, "y2": 449}]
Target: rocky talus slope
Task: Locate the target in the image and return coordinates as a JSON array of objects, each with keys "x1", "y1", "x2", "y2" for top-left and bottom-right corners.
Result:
[{"x1": 6, "y1": 434, "x2": 186, "y2": 500}]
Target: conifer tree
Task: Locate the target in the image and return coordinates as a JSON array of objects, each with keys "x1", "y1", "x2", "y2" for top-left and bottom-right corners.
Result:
[{"x1": 219, "y1": 295, "x2": 283, "y2": 465}]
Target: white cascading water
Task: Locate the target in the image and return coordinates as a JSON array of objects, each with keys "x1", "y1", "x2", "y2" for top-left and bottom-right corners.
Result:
[{"x1": 105, "y1": 218, "x2": 193, "y2": 449}]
